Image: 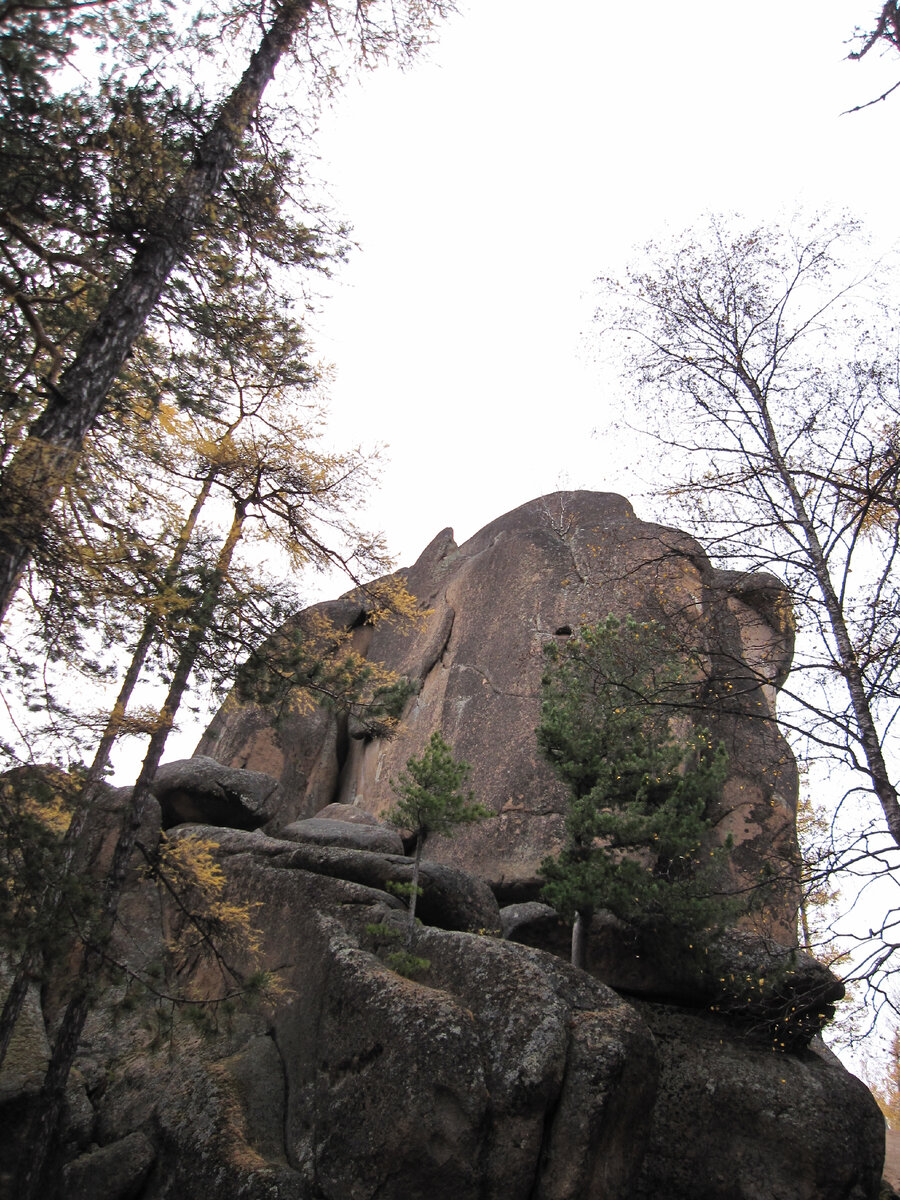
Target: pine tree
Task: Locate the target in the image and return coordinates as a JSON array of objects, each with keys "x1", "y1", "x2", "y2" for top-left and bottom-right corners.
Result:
[
  {"x1": 387, "y1": 733, "x2": 489, "y2": 946},
  {"x1": 537, "y1": 615, "x2": 731, "y2": 969},
  {"x1": 0, "y1": 0, "x2": 453, "y2": 618}
]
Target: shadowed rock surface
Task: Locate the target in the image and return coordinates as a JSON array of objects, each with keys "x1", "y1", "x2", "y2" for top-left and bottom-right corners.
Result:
[
  {"x1": 501, "y1": 904, "x2": 844, "y2": 1047},
  {"x1": 4, "y1": 823, "x2": 879, "y2": 1200},
  {"x1": 150, "y1": 755, "x2": 282, "y2": 830},
  {"x1": 632, "y1": 1003, "x2": 884, "y2": 1200},
  {"x1": 44, "y1": 830, "x2": 659, "y2": 1200}
]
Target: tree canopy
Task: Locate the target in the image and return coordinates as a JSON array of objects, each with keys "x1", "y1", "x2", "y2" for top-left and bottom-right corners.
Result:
[{"x1": 0, "y1": 3, "x2": 455, "y2": 1192}]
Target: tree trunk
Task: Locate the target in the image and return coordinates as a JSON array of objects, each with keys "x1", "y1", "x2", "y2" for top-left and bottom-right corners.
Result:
[
  {"x1": 571, "y1": 909, "x2": 590, "y2": 970},
  {"x1": 0, "y1": 469, "x2": 217, "y2": 1072},
  {"x1": 405, "y1": 834, "x2": 426, "y2": 946},
  {"x1": 16, "y1": 502, "x2": 246, "y2": 1200},
  {"x1": 0, "y1": 0, "x2": 312, "y2": 620},
  {"x1": 739, "y1": 365, "x2": 900, "y2": 850}
]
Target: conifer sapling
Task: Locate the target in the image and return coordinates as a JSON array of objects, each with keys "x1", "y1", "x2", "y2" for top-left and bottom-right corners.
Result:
[{"x1": 387, "y1": 732, "x2": 489, "y2": 946}]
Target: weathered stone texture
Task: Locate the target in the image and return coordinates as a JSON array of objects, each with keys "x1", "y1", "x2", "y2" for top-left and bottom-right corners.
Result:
[
  {"x1": 63, "y1": 831, "x2": 658, "y2": 1200},
  {"x1": 3, "y1": 494, "x2": 886, "y2": 1200},
  {"x1": 632, "y1": 1003, "x2": 885, "y2": 1200}
]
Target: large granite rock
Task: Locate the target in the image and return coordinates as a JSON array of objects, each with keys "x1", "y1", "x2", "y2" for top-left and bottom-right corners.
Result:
[
  {"x1": 198, "y1": 492, "x2": 800, "y2": 937},
  {"x1": 280, "y1": 816, "x2": 404, "y2": 855},
  {"x1": 3, "y1": 495, "x2": 886, "y2": 1200},
  {"x1": 170, "y1": 825, "x2": 501, "y2": 935},
  {"x1": 501, "y1": 905, "x2": 844, "y2": 1047},
  {"x1": 150, "y1": 755, "x2": 282, "y2": 830},
  {"x1": 632, "y1": 1003, "x2": 885, "y2": 1200}
]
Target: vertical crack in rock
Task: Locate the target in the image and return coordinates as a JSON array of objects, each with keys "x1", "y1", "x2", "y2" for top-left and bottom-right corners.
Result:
[
  {"x1": 426, "y1": 601, "x2": 455, "y2": 673},
  {"x1": 329, "y1": 712, "x2": 351, "y2": 807},
  {"x1": 267, "y1": 1027, "x2": 293, "y2": 1171}
]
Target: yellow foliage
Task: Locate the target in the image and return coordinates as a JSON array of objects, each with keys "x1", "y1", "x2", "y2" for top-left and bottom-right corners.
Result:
[
  {"x1": 153, "y1": 834, "x2": 263, "y2": 961},
  {"x1": 0, "y1": 767, "x2": 78, "y2": 836}
]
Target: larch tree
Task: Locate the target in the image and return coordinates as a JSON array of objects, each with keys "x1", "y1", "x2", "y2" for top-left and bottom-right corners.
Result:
[
  {"x1": 12, "y1": 379, "x2": 419, "y2": 1198},
  {"x1": 0, "y1": 0, "x2": 454, "y2": 619},
  {"x1": 0, "y1": 0, "x2": 447, "y2": 1092}
]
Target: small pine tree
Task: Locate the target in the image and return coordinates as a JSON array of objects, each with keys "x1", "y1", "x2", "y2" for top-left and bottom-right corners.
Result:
[
  {"x1": 387, "y1": 732, "x2": 489, "y2": 946},
  {"x1": 537, "y1": 615, "x2": 731, "y2": 968}
]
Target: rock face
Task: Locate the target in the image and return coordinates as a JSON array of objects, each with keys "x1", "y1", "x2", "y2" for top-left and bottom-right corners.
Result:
[
  {"x1": 198, "y1": 492, "x2": 800, "y2": 935},
  {"x1": 632, "y1": 1003, "x2": 884, "y2": 1200},
  {"x1": 51, "y1": 829, "x2": 659, "y2": 1200}
]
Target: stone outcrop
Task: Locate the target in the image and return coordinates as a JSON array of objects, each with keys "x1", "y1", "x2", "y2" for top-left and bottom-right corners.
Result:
[
  {"x1": 150, "y1": 755, "x2": 283, "y2": 830},
  {"x1": 50, "y1": 830, "x2": 660, "y2": 1200},
  {"x1": 280, "y1": 816, "x2": 404, "y2": 855},
  {"x1": 632, "y1": 1003, "x2": 884, "y2": 1200},
  {"x1": 500, "y1": 903, "x2": 844, "y2": 1048},
  {"x1": 198, "y1": 492, "x2": 800, "y2": 936}
]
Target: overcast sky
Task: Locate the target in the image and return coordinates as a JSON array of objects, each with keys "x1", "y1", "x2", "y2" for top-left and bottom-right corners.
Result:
[{"x1": 302, "y1": 0, "x2": 897, "y2": 576}]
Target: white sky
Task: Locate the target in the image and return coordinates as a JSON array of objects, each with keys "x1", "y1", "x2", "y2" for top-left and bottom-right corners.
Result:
[{"x1": 301, "y1": 0, "x2": 897, "y2": 572}]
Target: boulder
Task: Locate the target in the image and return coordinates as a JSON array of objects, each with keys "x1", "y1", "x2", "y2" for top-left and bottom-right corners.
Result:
[
  {"x1": 280, "y1": 816, "x2": 404, "y2": 855},
  {"x1": 7, "y1": 824, "x2": 881, "y2": 1200},
  {"x1": 501, "y1": 906, "x2": 843, "y2": 1045},
  {"x1": 76, "y1": 835, "x2": 659, "y2": 1200},
  {"x1": 170, "y1": 825, "x2": 501, "y2": 935},
  {"x1": 62, "y1": 1132, "x2": 156, "y2": 1200},
  {"x1": 197, "y1": 492, "x2": 801, "y2": 938},
  {"x1": 150, "y1": 756, "x2": 281, "y2": 830},
  {"x1": 631, "y1": 1002, "x2": 885, "y2": 1200},
  {"x1": 313, "y1": 803, "x2": 382, "y2": 826}
]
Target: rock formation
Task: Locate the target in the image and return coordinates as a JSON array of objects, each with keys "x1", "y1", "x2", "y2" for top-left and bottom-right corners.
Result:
[
  {"x1": 200, "y1": 491, "x2": 800, "y2": 935},
  {"x1": 0, "y1": 492, "x2": 889, "y2": 1200}
]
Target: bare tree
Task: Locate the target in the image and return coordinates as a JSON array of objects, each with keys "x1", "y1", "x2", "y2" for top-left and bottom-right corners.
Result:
[{"x1": 596, "y1": 211, "x2": 900, "y2": 1015}]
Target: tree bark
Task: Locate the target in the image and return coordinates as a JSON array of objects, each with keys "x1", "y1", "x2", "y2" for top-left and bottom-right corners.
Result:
[
  {"x1": 571, "y1": 909, "x2": 589, "y2": 970},
  {"x1": 0, "y1": 0, "x2": 313, "y2": 620},
  {"x1": 405, "y1": 834, "x2": 426, "y2": 946},
  {"x1": 738, "y1": 364, "x2": 900, "y2": 850}
]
